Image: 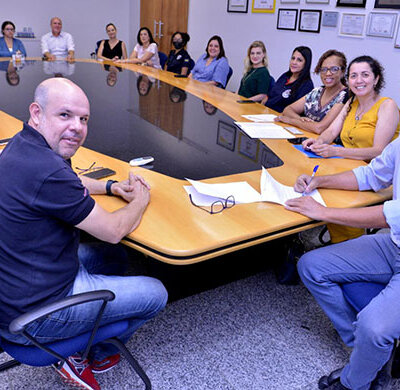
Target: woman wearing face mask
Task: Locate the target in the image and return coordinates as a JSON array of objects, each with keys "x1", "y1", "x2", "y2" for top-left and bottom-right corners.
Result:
[
  {"x1": 262, "y1": 46, "x2": 313, "y2": 113},
  {"x1": 276, "y1": 50, "x2": 348, "y2": 134},
  {"x1": 238, "y1": 41, "x2": 270, "y2": 102},
  {"x1": 165, "y1": 32, "x2": 192, "y2": 75},
  {"x1": 97, "y1": 23, "x2": 127, "y2": 61}
]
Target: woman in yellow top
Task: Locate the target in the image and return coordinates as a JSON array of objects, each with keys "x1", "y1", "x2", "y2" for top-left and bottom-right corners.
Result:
[
  {"x1": 303, "y1": 55, "x2": 399, "y2": 160},
  {"x1": 302, "y1": 55, "x2": 400, "y2": 243}
]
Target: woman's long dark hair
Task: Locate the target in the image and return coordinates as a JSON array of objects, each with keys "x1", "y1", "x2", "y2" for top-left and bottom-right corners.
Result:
[
  {"x1": 287, "y1": 46, "x2": 312, "y2": 101},
  {"x1": 137, "y1": 27, "x2": 156, "y2": 46}
]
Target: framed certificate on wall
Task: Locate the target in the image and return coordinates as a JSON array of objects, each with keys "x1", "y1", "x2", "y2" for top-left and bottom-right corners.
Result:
[
  {"x1": 339, "y1": 13, "x2": 366, "y2": 37},
  {"x1": 322, "y1": 11, "x2": 339, "y2": 26},
  {"x1": 277, "y1": 9, "x2": 298, "y2": 30},
  {"x1": 337, "y1": 0, "x2": 366, "y2": 7},
  {"x1": 298, "y1": 10, "x2": 322, "y2": 32},
  {"x1": 366, "y1": 12, "x2": 397, "y2": 37},
  {"x1": 227, "y1": 0, "x2": 249, "y2": 13},
  {"x1": 374, "y1": 0, "x2": 400, "y2": 8},
  {"x1": 252, "y1": 0, "x2": 276, "y2": 13}
]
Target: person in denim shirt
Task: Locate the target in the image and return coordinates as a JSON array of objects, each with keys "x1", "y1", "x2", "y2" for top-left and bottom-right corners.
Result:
[
  {"x1": 285, "y1": 137, "x2": 400, "y2": 390},
  {"x1": 0, "y1": 21, "x2": 26, "y2": 57},
  {"x1": 190, "y1": 35, "x2": 230, "y2": 88}
]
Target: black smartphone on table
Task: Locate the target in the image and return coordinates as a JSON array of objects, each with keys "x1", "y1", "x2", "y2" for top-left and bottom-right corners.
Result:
[
  {"x1": 287, "y1": 137, "x2": 308, "y2": 145},
  {"x1": 82, "y1": 168, "x2": 116, "y2": 180},
  {"x1": 174, "y1": 74, "x2": 188, "y2": 78},
  {"x1": 236, "y1": 99, "x2": 255, "y2": 104}
]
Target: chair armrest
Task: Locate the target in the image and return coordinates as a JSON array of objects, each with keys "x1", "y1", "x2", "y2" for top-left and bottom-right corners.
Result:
[{"x1": 9, "y1": 290, "x2": 115, "y2": 334}]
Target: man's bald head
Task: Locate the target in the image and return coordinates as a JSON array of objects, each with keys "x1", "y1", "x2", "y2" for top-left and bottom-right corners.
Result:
[
  {"x1": 29, "y1": 78, "x2": 90, "y2": 159},
  {"x1": 33, "y1": 78, "x2": 89, "y2": 112}
]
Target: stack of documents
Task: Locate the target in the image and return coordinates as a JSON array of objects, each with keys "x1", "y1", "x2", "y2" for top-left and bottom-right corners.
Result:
[
  {"x1": 234, "y1": 122, "x2": 295, "y2": 139},
  {"x1": 241, "y1": 114, "x2": 277, "y2": 122},
  {"x1": 184, "y1": 167, "x2": 326, "y2": 207}
]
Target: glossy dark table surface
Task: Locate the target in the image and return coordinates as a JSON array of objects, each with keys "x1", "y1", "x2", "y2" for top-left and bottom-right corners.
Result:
[{"x1": 0, "y1": 60, "x2": 282, "y2": 180}]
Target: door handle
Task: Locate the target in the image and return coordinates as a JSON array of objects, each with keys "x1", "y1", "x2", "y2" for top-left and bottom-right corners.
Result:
[
  {"x1": 153, "y1": 20, "x2": 158, "y2": 38},
  {"x1": 158, "y1": 20, "x2": 164, "y2": 38}
]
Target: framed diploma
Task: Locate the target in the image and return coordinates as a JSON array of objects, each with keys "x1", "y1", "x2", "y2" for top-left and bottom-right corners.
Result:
[
  {"x1": 374, "y1": 0, "x2": 400, "y2": 9},
  {"x1": 227, "y1": 0, "x2": 249, "y2": 13},
  {"x1": 298, "y1": 10, "x2": 322, "y2": 32},
  {"x1": 336, "y1": 0, "x2": 366, "y2": 7},
  {"x1": 366, "y1": 12, "x2": 397, "y2": 37},
  {"x1": 306, "y1": 0, "x2": 329, "y2": 3},
  {"x1": 339, "y1": 13, "x2": 366, "y2": 37},
  {"x1": 281, "y1": 0, "x2": 300, "y2": 3},
  {"x1": 322, "y1": 11, "x2": 339, "y2": 26},
  {"x1": 252, "y1": 0, "x2": 276, "y2": 13},
  {"x1": 277, "y1": 9, "x2": 298, "y2": 30}
]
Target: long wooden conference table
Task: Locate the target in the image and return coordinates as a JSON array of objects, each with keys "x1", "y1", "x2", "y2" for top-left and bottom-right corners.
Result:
[{"x1": 0, "y1": 58, "x2": 392, "y2": 264}]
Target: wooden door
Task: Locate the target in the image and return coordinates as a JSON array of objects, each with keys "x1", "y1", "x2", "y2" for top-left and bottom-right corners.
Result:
[{"x1": 140, "y1": 0, "x2": 189, "y2": 55}]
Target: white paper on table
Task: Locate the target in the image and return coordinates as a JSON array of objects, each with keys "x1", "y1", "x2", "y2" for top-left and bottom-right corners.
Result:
[
  {"x1": 241, "y1": 114, "x2": 277, "y2": 122},
  {"x1": 184, "y1": 167, "x2": 326, "y2": 208},
  {"x1": 234, "y1": 122, "x2": 295, "y2": 139},
  {"x1": 260, "y1": 167, "x2": 326, "y2": 206},
  {"x1": 185, "y1": 179, "x2": 260, "y2": 204}
]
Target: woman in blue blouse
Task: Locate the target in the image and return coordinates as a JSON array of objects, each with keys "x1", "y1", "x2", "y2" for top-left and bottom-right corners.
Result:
[
  {"x1": 262, "y1": 46, "x2": 313, "y2": 113},
  {"x1": 190, "y1": 35, "x2": 230, "y2": 88},
  {"x1": 0, "y1": 21, "x2": 27, "y2": 57}
]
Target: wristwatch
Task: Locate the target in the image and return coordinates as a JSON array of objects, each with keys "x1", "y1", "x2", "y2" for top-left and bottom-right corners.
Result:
[{"x1": 106, "y1": 180, "x2": 118, "y2": 196}]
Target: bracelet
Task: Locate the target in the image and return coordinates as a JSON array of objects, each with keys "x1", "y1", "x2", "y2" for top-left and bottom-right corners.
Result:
[{"x1": 106, "y1": 180, "x2": 118, "y2": 196}]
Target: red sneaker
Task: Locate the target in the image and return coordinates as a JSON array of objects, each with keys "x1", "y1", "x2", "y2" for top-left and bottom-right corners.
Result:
[
  {"x1": 91, "y1": 353, "x2": 120, "y2": 374},
  {"x1": 53, "y1": 355, "x2": 100, "y2": 390}
]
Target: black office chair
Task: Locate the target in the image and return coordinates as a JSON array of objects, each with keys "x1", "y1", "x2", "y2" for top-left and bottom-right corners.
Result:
[
  {"x1": 0, "y1": 290, "x2": 151, "y2": 389},
  {"x1": 188, "y1": 58, "x2": 195, "y2": 72},
  {"x1": 158, "y1": 51, "x2": 168, "y2": 69},
  {"x1": 268, "y1": 75, "x2": 275, "y2": 95},
  {"x1": 225, "y1": 66, "x2": 233, "y2": 88},
  {"x1": 90, "y1": 40, "x2": 102, "y2": 59}
]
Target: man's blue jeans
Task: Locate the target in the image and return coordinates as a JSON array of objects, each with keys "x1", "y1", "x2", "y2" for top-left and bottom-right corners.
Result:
[
  {"x1": 1, "y1": 242, "x2": 168, "y2": 361},
  {"x1": 298, "y1": 233, "x2": 400, "y2": 390}
]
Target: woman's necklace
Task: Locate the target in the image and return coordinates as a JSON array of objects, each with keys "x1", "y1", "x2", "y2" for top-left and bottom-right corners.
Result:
[
  {"x1": 355, "y1": 97, "x2": 377, "y2": 121},
  {"x1": 243, "y1": 68, "x2": 258, "y2": 84}
]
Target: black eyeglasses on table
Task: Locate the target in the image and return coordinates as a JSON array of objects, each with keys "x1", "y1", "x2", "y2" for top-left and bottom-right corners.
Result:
[
  {"x1": 189, "y1": 194, "x2": 235, "y2": 214},
  {"x1": 75, "y1": 162, "x2": 103, "y2": 174}
]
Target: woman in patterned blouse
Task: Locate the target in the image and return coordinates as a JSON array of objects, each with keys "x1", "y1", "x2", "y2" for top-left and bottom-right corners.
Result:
[{"x1": 276, "y1": 50, "x2": 348, "y2": 134}]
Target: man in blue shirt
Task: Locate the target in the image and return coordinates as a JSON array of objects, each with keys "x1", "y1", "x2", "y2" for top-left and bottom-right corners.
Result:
[
  {"x1": 285, "y1": 139, "x2": 400, "y2": 390},
  {"x1": 0, "y1": 78, "x2": 167, "y2": 390}
]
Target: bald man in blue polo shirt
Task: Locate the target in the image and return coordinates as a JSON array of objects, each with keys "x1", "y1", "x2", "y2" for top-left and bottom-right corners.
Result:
[{"x1": 0, "y1": 78, "x2": 167, "y2": 390}]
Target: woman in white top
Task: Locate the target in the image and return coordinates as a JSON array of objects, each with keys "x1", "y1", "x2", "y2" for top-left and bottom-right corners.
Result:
[{"x1": 116, "y1": 27, "x2": 161, "y2": 69}]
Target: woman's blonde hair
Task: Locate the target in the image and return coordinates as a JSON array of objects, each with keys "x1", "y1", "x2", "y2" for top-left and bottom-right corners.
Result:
[{"x1": 244, "y1": 41, "x2": 268, "y2": 73}]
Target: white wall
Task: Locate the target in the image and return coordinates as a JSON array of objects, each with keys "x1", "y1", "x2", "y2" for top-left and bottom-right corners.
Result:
[
  {"x1": 187, "y1": 0, "x2": 400, "y2": 105},
  {"x1": 1, "y1": 0, "x2": 134, "y2": 56},
  {"x1": 2, "y1": 0, "x2": 400, "y2": 104}
]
